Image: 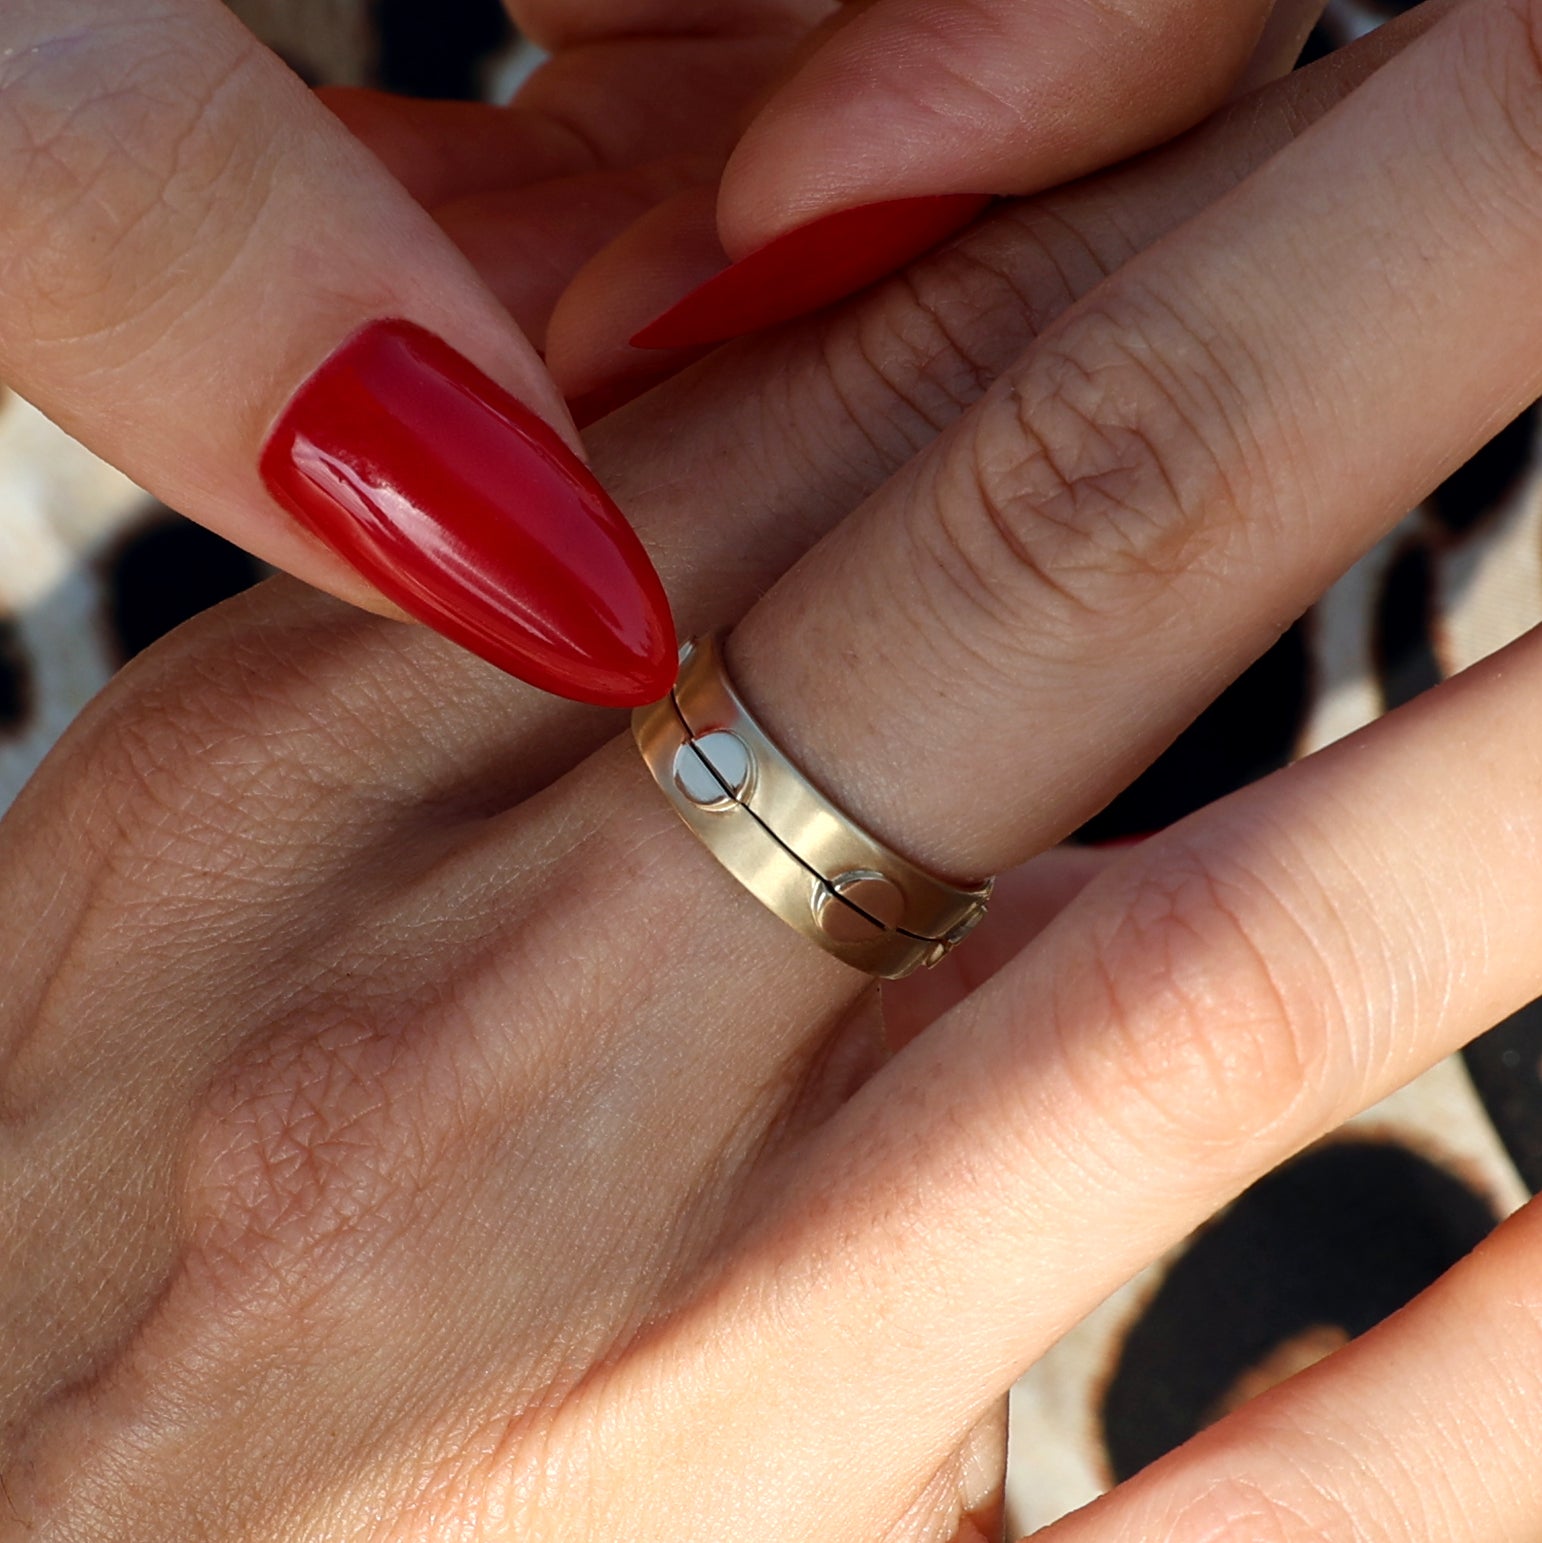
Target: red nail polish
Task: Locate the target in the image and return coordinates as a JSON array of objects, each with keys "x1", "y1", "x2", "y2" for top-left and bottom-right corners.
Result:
[
  {"x1": 631, "y1": 194, "x2": 991, "y2": 351},
  {"x1": 261, "y1": 320, "x2": 677, "y2": 707}
]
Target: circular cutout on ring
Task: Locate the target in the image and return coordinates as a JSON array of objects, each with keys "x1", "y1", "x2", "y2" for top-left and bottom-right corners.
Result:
[
  {"x1": 814, "y1": 870, "x2": 907, "y2": 942},
  {"x1": 673, "y1": 731, "x2": 753, "y2": 808}
]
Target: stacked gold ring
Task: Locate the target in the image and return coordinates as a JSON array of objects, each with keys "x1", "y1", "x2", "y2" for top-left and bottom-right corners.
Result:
[{"x1": 633, "y1": 635, "x2": 993, "y2": 979}]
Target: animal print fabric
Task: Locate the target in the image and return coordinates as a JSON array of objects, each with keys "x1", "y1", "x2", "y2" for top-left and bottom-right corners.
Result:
[{"x1": 0, "y1": 2, "x2": 1538, "y2": 1536}]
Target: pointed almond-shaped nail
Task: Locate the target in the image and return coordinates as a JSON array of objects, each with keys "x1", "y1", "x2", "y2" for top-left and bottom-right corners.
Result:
[
  {"x1": 631, "y1": 194, "x2": 991, "y2": 351},
  {"x1": 261, "y1": 320, "x2": 676, "y2": 707}
]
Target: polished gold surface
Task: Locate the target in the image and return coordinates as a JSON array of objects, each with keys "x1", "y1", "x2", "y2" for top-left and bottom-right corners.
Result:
[{"x1": 633, "y1": 636, "x2": 993, "y2": 979}]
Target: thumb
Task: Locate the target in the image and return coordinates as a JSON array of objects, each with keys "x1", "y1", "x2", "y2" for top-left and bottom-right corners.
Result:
[
  {"x1": 628, "y1": 0, "x2": 1295, "y2": 352},
  {"x1": 0, "y1": 1, "x2": 675, "y2": 707},
  {"x1": 722, "y1": 0, "x2": 1283, "y2": 248}
]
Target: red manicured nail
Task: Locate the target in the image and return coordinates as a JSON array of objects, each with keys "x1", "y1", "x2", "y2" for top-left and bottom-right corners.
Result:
[
  {"x1": 631, "y1": 194, "x2": 992, "y2": 351},
  {"x1": 261, "y1": 320, "x2": 676, "y2": 707}
]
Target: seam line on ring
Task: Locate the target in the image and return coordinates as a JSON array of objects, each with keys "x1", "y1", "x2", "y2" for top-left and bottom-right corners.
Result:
[{"x1": 668, "y1": 688, "x2": 951, "y2": 946}]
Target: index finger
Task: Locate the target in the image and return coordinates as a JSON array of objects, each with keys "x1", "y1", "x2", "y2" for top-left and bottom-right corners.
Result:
[{"x1": 0, "y1": 1, "x2": 674, "y2": 705}]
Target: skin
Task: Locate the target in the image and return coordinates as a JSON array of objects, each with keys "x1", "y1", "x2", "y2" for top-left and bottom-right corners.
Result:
[
  {"x1": 9, "y1": 4, "x2": 1542, "y2": 1538},
  {"x1": 0, "y1": 0, "x2": 1314, "y2": 624},
  {"x1": 502, "y1": 0, "x2": 1323, "y2": 252}
]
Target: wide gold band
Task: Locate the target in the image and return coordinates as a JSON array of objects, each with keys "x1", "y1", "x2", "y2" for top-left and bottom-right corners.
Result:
[{"x1": 633, "y1": 635, "x2": 993, "y2": 979}]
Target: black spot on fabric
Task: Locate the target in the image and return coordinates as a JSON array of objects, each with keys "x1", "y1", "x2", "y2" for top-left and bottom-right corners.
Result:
[
  {"x1": 274, "y1": 49, "x2": 322, "y2": 88},
  {"x1": 103, "y1": 510, "x2": 264, "y2": 665},
  {"x1": 1295, "y1": 21, "x2": 1339, "y2": 66},
  {"x1": 1464, "y1": 999, "x2": 1542, "y2": 1196},
  {"x1": 372, "y1": 0, "x2": 513, "y2": 100},
  {"x1": 1426, "y1": 404, "x2": 1538, "y2": 537},
  {"x1": 1374, "y1": 537, "x2": 1439, "y2": 711},
  {"x1": 0, "y1": 617, "x2": 32, "y2": 733},
  {"x1": 1101, "y1": 1142, "x2": 1498, "y2": 1480},
  {"x1": 1075, "y1": 619, "x2": 1309, "y2": 843}
]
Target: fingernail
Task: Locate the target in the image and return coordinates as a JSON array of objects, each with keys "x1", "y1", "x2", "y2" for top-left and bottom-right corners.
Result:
[
  {"x1": 630, "y1": 194, "x2": 992, "y2": 350},
  {"x1": 260, "y1": 320, "x2": 677, "y2": 707}
]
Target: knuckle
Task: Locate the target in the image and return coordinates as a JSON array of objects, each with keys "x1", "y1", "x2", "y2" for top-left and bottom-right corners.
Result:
[
  {"x1": 919, "y1": 291, "x2": 1239, "y2": 659},
  {"x1": 180, "y1": 1002, "x2": 451, "y2": 1312},
  {"x1": 1152, "y1": 1472, "x2": 1341, "y2": 1543},
  {"x1": 1059, "y1": 839, "x2": 1332, "y2": 1158},
  {"x1": 824, "y1": 208, "x2": 1120, "y2": 461},
  {"x1": 826, "y1": 255, "x2": 1019, "y2": 466},
  {"x1": 60, "y1": 595, "x2": 380, "y2": 880},
  {"x1": 0, "y1": 17, "x2": 272, "y2": 348}
]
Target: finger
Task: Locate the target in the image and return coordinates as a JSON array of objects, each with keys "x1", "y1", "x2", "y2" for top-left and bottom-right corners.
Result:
[
  {"x1": 321, "y1": 36, "x2": 801, "y2": 374},
  {"x1": 324, "y1": 30, "x2": 796, "y2": 208},
  {"x1": 615, "y1": 0, "x2": 1280, "y2": 352},
  {"x1": 515, "y1": 0, "x2": 1542, "y2": 1519},
  {"x1": 550, "y1": 4, "x2": 1428, "y2": 415},
  {"x1": 547, "y1": 186, "x2": 727, "y2": 402},
  {"x1": 434, "y1": 158, "x2": 717, "y2": 349},
  {"x1": 0, "y1": 2, "x2": 673, "y2": 705},
  {"x1": 881, "y1": 844, "x2": 1120, "y2": 1051},
  {"x1": 641, "y1": 600, "x2": 1542, "y2": 1541},
  {"x1": 322, "y1": 32, "x2": 795, "y2": 206},
  {"x1": 1235, "y1": 0, "x2": 1331, "y2": 95},
  {"x1": 657, "y1": 0, "x2": 1542, "y2": 1501},
  {"x1": 324, "y1": 33, "x2": 775, "y2": 363},
  {"x1": 324, "y1": 32, "x2": 802, "y2": 211},
  {"x1": 1039, "y1": 1190, "x2": 1542, "y2": 1541},
  {"x1": 315, "y1": 89, "x2": 599, "y2": 207},
  {"x1": 717, "y1": 0, "x2": 1274, "y2": 250},
  {"x1": 628, "y1": 0, "x2": 1336, "y2": 350},
  {"x1": 362, "y1": 5, "x2": 1449, "y2": 813}
]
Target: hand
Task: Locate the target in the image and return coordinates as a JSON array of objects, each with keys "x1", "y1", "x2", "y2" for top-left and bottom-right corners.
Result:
[
  {"x1": 336, "y1": 0, "x2": 1332, "y2": 390},
  {"x1": 497, "y1": 0, "x2": 1328, "y2": 358},
  {"x1": 0, "y1": 0, "x2": 1322, "y2": 711},
  {"x1": 9, "y1": 4, "x2": 1542, "y2": 1538}
]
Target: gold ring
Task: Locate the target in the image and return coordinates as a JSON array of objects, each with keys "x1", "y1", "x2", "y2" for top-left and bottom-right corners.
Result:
[{"x1": 632, "y1": 635, "x2": 993, "y2": 979}]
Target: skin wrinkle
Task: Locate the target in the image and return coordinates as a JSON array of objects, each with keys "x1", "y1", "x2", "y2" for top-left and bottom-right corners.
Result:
[
  {"x1": 938, "y1": 317, "x2": 1223, "y2": 643},
  {"x1": 816, "y1": 319, "x2": 907, "y2": 475},
  {"x1": 1493, "y1": 0, "x2": 1542, "y2": 168},
  {"x1": 1159, "y1": 1472, "x2": 1334, "y2": 1543},
  {"x1": 900, "y1": 457, "x2": 1034, "y2": 693},
  {"x1": 1124, "y1": 278, "x2": 1269, "y2": 533},
  {"x1": 1059, "y1": 850, "x2": 1319, "y2": 1161},
  {"x1": 0, "y1": 30, "x2": 274, "y2": 353},
  {"x1": 855, "y1": 220, "x2": 1075, "y2": 441}
]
